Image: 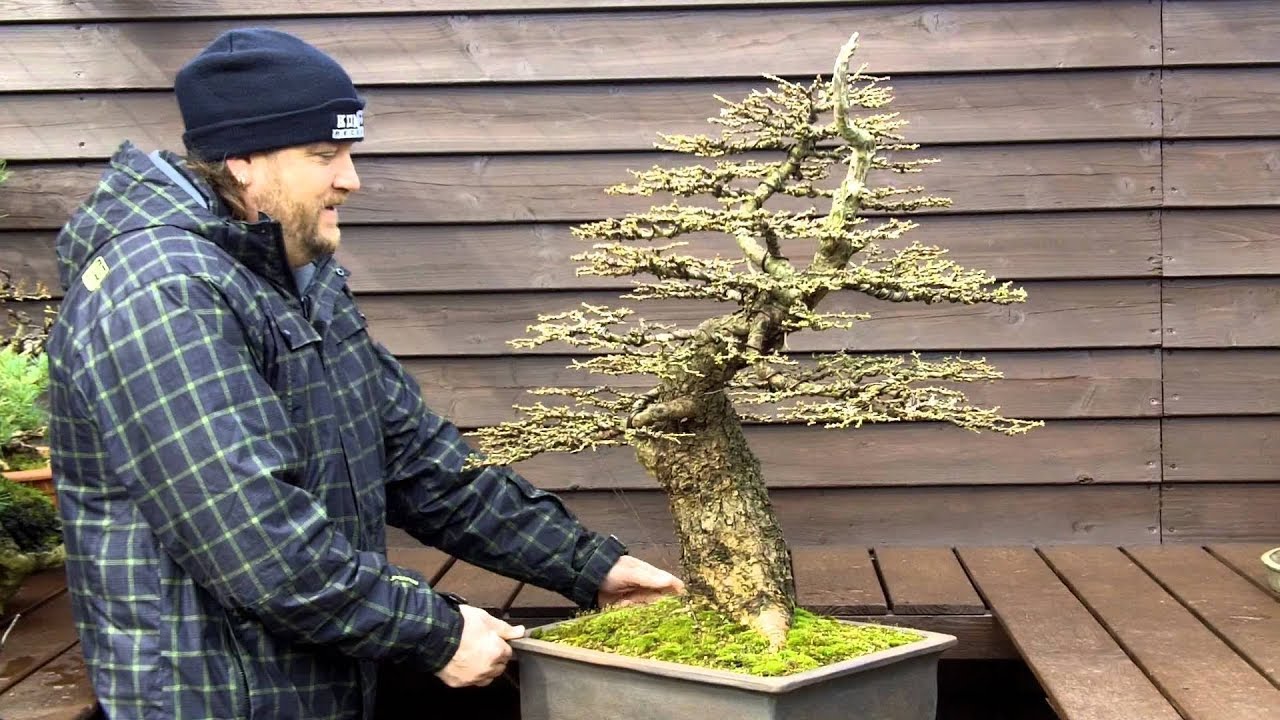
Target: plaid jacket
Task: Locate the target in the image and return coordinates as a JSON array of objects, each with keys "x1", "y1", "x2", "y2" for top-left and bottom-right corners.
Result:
[{"x1": 47, "y1": 142, "x2": 623, "y2": 720}]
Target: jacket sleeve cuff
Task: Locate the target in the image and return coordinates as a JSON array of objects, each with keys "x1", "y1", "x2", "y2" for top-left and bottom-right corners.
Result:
[
  {"x1": 410, "y1": 592, "x2": 465, "y2": 674},
  {"x1": 569, "y1": 533, "x2": 628, "y2": 608}
]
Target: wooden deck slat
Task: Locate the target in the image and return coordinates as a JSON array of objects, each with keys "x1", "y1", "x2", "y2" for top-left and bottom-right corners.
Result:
[
  {"x1": 874, "y1": 547, "x2": 985, "y2": 615},
  {"x1": 505, "y1": 583, "x2": 576, "y2": 620},
  {"x1": 959, "y1": 547, "x2": 1181, "y2": 720},
  {"x1": 385, "y1": 546, "x2": 452, "y2": 585},
  {"x1": 0, "y1": 569, "x2": 65, "y2": 618},
  {"x1": 1126, "y1": 546, "x2": 1280, "y2": 688},
  {"x1": 1207, "y1": 544, "x2": 1280, "y2": 596},
  {"x1": 430, "y1": 560, "x2": 522, "y2": 614},
  {"x1": 0, "y1": 643, "x2": 97, "y2": 720},
  {"x1": 7, "y1": 546, "x2": 1276, "y2": 713},
  {"x1": 851, "y1": 615, "x2": 1011, "y2": 661},
  {"x1": 791, "y1": 546, "x2": 887, "y2": 615},
  {"x1": 0, "y1": 591, "x2": 78, "y2": 695},
  {"x1": 1044, "y1": 546, "x2": 1280, "y2": 720}
]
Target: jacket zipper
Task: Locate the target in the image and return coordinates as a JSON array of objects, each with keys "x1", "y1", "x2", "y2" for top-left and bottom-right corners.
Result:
[
  {"x1": 299, "y1": 285, "x2": 364, "y2": 541},
  {"x1": 225, "y1": 620, "x2": 252, "y2": 716},
  {"x1": 299, "y1": 274, "x2": 367, "y2": 716}
]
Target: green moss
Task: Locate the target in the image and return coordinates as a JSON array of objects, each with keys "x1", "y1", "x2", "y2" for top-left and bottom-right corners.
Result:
[
  {"x1": 530, "y1": 597, "x2": 923, "y2": 677},
  {"x1": 4, "y1": 448, "x2": 46, "y2": 471}
]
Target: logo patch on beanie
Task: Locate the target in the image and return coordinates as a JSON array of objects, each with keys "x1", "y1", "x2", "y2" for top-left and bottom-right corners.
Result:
[{"x1": 332, "y1": 110, "x2": 364, "y2": 140}]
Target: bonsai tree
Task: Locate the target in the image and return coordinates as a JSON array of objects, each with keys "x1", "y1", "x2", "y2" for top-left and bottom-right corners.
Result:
[
  {"x1": 469, "y1": 34, "x2": 1040, "y2": 647},
  {"x1": 0, "y1": 267, "x2": 53, "y2": 359},
  {"x1": 0, "y1": 158, "x2": 54, "y2": 471},
  {"x1": 0, "y1": 159, "x2": 61, "y2": 626},
  {"x1": 0, "y1": 477, "x2": 63, "y2": 618}
]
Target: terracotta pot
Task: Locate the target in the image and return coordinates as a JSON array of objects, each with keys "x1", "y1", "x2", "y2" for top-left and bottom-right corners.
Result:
[{"x1": 2, "y1": 446, "x2": 55, "y2": 505}]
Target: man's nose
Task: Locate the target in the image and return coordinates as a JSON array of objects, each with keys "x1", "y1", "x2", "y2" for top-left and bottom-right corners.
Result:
[{"x1": 335, "y1": 154, "x2": 361, "y2": 192}]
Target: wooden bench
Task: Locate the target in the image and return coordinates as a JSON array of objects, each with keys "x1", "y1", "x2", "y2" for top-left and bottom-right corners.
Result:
[
  {"x1": 0, "y1": 569, "x2": 95, "y2": 720},
  {"x1": 960, "y1": 544, "x2": 1280, "y2": 720},
  {"x1": 3, "y1": 543, "x2": 1276, "y2": 720}
]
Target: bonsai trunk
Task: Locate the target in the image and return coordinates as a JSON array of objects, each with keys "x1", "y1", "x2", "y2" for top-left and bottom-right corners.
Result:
[{"x1": 634, "y1": 390, "x2": 796, "y2": 647}]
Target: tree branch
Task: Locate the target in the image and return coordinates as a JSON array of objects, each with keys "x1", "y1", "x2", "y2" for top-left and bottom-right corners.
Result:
[
  {"x1": 631, "y1": 397, "x2": 701, "y2": 428},
  {"x1": 824, "y1": 242, "x2": 1028, "y2": 305},
  {"x1": 730, "y1": 353, "x2": 1042, "y2": 435},
  {"x1": 805, "y1": 33, "x2": 882, "y2": 292}
]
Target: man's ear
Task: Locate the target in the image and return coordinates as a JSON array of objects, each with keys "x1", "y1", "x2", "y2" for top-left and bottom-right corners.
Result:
[{"x1": 225, "y1": 156, "x2": 253, "y2": 188}]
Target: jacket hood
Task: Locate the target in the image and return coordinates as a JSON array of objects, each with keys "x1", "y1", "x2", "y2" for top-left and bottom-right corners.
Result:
[{"x1": 55, "y1": 141, "x2": 294, "y2": 293}]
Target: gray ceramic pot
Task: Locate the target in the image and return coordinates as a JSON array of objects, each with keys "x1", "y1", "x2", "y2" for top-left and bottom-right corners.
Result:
[{"x1": 509, "y1": 619, "x2": 957, "y2": 720}]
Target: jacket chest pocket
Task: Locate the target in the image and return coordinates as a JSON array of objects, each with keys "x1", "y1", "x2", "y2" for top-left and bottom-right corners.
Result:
[
  {"x1": 326, "y1": 300, "x2": 381, "y2": 435},
  {"x1": 269, "y1": 313, "x2": 326, "y2": 426}
]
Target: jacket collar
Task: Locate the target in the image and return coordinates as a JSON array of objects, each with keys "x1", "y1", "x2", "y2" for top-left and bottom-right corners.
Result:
[{"x1": 152, "y1": 150, "x2": 349, "y2": 302}]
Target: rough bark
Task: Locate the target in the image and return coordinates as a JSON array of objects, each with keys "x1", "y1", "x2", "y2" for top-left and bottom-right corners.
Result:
[{"x1": 634, "y1": 390, "x2": 795, "y2": 647}]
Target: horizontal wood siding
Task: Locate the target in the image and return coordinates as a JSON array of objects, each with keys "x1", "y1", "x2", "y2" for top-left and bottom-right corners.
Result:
[
  {"x1": 1163, "y1": 210, "x2": 1280, "y2": 276},
  {"x1": 405, "y1": 350, "x2": 1163, "y2": 426},
  {"x1": 1157, "y1": 0, "x2": 1280, "y2": 536},
  {"x1": 0, "y1": 70, "x2": 1162, "y2": 161},
  {"x1": 1164, "y1": 350, "x2": 1280, "y2": 415},
  {"x1": 0, "y1": 0, "x2": 1275, "y2": 546},
  {"x1": 0, "y1": 4, "x2": 1161, "y2": 91},
  {"x1": 558, "y1": 485, "x2": 1161, "y2": 546},
  {"x1": 0, "y1": 143, "x2": 1164, "y2": 230},
  {"x1": 1163, "y1": 0, "x2": 1280, "y2": 65},
  {"x1": 351, "y1": 281, "x2": 1160, "y2": 355},
  {"x1": 0, "y1": 1, "x2": 1042, "y2": 22},
  {"x1": 502, "y1": 421, "x2": 1160, "y2": 490}
]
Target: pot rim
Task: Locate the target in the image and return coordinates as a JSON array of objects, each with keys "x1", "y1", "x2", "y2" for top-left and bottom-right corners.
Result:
[
  {"x1": 510, "y1": 617, "x2": 957, "y2": 694},
  {"x1": 1261, "y1": 548, "x2": 1280, "y2": 572}
]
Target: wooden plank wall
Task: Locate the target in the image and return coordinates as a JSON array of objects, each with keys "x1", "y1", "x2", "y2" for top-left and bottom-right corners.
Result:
[{"x1": 0, "y1": 1, "x2": 1275, "y2": 547}]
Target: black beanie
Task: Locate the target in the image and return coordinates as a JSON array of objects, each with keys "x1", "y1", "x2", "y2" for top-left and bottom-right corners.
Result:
[{"x1": 175, "y1": 28, "x2": 366, "y2": 160}]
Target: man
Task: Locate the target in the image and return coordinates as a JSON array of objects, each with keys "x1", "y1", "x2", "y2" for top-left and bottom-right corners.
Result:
[{"x1": 47, "y1": 28, "x2": 683, "y2": 720}]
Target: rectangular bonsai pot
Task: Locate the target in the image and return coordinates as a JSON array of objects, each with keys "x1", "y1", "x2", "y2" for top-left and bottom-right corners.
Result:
[{"x1": 509, "y1": 619, "x2": 957, "y2": 720}]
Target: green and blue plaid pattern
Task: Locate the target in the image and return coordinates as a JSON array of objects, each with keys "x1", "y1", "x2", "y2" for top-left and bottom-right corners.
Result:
[{"x1": 47, "y1": 143, "x2": 622, "y2": 720}]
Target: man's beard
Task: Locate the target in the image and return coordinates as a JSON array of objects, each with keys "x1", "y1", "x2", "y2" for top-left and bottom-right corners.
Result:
[{"x1": 257, "y1": 181, "x2": 340, "y2": 264}]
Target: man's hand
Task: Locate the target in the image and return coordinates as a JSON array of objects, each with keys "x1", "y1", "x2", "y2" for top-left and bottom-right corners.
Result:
[
  {"x1": 435, "y1": 605, "x2": 525, "y2": 688},
  {"x1": 597, "y1": 555, "x2": 686, "y2": 608}
]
